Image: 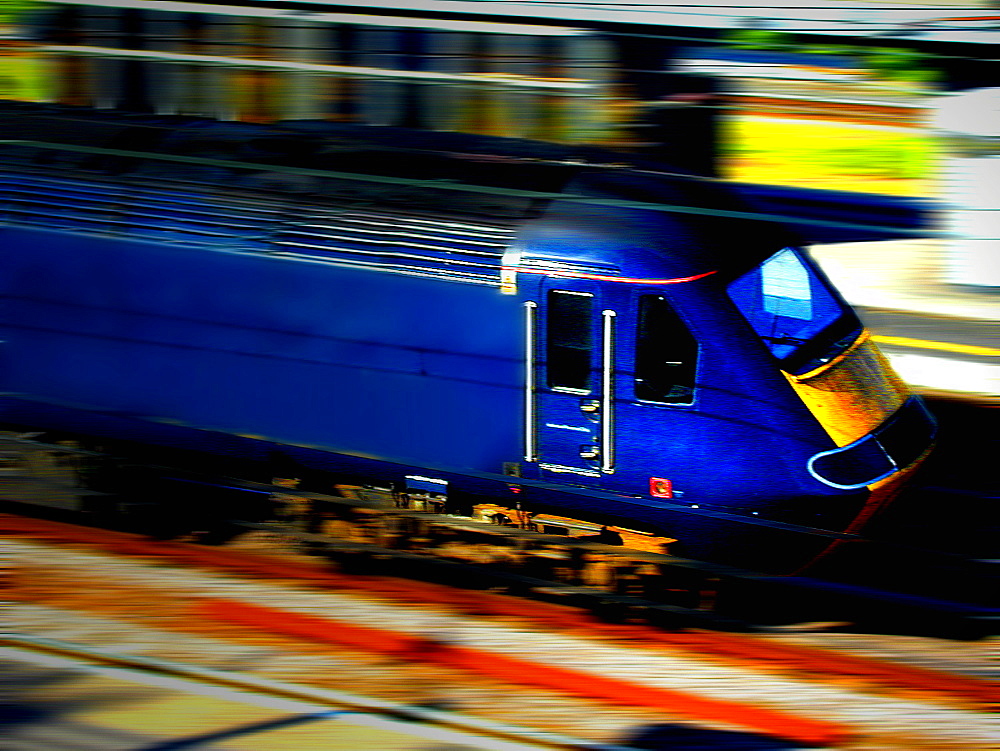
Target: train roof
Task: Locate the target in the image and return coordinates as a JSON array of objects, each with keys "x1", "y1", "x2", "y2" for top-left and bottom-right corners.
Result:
[
  {"x1": 522, "y1": 169, "x2": 791, "y2": 284},
  {"x1": 0, "y1": 103, "x2": 793, "y2": 284}
]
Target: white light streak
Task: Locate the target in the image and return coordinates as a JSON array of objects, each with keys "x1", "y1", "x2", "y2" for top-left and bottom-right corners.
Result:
[{"x1": 886, "y1": 352, "x2": 1000, "y2": 398}]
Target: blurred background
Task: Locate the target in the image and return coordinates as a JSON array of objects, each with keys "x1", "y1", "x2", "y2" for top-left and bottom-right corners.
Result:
[
  {"x1": 0, "y1": 0, "x2": 991, "y2": 191},
  {"x1": 2, "y1": 4, "x2": 998, "y2": 749},
  {"x1": 1, "y1": 0, "x2": 996, "y2": 398}
]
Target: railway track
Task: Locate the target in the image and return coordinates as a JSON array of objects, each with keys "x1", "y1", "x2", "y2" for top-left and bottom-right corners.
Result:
[
  {"x1": 1, "y1": 430, "x2": 996, "y2": 639},
  {"x1": 4, "y1": 520, "x2": 999, "y2": 750},
  {"x1": 3, "y1": 635, "x2": 629, "y2": 751},
  {"x1": 5, "y1": 513, "x2": 999, "y2": 699},
  {"x1": 2, "y1": 485, "x2": 995, "y2": 641}
]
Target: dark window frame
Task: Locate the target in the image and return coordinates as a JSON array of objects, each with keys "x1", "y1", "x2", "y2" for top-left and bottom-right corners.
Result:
[
  {"x1": 726, "y1": 247, "x2": 861, "y2": 376},
  {"x1": 634, "y1": 294, "x2": 698, "y2": 405},
  {"x1": 546, "y1": 289, "x2": 594, "y2": 393}
]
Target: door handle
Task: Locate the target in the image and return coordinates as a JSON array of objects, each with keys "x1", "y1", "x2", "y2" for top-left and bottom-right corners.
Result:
[
  {"x1": 523, "y1": 301, "x2": 538, "y2": 462},
  {"x1": 601, "y1": 309, "x2": 616, "y2": 474}
]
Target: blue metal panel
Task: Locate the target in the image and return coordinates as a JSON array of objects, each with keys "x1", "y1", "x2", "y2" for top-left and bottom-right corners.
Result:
[
  {"x1": 532, "y1": 279, "x2": 606, "y2": 482},
  {"x1": 0, "y1": 226, "x2": 524, "y2": 472},
  {"x1": 604, "y1": 278, "x2": 842, "y2": 508}
]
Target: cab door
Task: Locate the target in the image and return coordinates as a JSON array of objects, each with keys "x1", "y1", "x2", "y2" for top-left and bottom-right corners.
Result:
[{"x1": 525, "y1": 282, "x2": 616, "y2": 482}]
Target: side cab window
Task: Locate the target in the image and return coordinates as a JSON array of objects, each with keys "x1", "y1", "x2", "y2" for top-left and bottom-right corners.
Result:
[{"x1": 634, "y1": 294, "x2": 697, "y2": 405}]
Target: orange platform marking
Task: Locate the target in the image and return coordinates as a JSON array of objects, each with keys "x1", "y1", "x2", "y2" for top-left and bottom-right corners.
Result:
[{"x1": 198, "y1": 598, "x2": 849, "y2": 748}]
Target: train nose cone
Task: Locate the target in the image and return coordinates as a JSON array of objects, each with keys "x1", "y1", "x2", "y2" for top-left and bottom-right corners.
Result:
[{"x1": 807, "y1": 396, "x2": 936, "y2": 490}]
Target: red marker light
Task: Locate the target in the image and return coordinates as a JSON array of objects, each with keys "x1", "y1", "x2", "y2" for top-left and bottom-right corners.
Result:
[
  {"x1": 649, "y1": 477, "x2": 673, "y2": 499},
  {"x1": 509, "y1": 485, "x2": 522, "y2": 494}
]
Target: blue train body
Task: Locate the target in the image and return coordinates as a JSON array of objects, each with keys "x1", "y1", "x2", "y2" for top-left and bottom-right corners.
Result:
[
  {"x1": 0, "y1": 109, "x2": 936, "y2": 568},
  {"x1": 3, "y1": 225, "x2": 523, "y2": 471}
]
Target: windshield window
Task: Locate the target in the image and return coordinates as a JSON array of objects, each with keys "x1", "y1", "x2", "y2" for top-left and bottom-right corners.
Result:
[{"x1": 727, "y1": 248, "x2": 861, "y2": 375}]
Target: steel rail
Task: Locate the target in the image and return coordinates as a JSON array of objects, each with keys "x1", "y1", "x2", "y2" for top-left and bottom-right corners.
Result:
[{"x1": 0, "y1": 634, "x2": 635, "y2": 751}]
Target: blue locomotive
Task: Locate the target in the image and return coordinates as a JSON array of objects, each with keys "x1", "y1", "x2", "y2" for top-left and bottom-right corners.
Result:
[{"x1": 0, "y1": 107, "x2": 936, "y2": 570}]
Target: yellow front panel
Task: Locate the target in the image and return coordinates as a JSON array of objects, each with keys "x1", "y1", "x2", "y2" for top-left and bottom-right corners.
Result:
[{"x1": 785, "y1": 331, "x2": 910, "y2": 446}]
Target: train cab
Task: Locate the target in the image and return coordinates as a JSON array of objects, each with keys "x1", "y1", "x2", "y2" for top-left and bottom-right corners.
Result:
[
  {"x1": 726, "y1": 247, "x2": 936, "y2": 523},
  {"x1": 512, "y1": 169, "x2": 935, "y2": 538}
]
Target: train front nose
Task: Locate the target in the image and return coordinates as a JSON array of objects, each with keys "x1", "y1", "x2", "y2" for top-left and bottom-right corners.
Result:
[
  {"x1": 806, "y1": 394, "x2": 936, "y2": 490},
  {"x1": 784, "y1": 332, "x2": 936, "y2": 528},
  {"x1": 726, "y1": 248, "x2": 936, "y2": 505}
]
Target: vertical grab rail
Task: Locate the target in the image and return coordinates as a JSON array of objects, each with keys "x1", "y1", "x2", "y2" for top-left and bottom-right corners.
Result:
[
  {"x1": 523, "y1": 301, "x2": 538, "y2": 463},
  {"x1": 601, "y1": 309, "x2": 616, "y2": 474}
]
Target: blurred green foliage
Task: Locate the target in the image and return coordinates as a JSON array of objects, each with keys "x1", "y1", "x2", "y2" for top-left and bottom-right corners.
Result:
[
  {"x1": 0, "y1": 0, "x2": 38, "y2": 25},
  {"x1": 727, "y1": 29, "x2": 789, "y2": 50},
  {"x1": 0, "y1": 55, "x2": 47, "y2": 100},
  {"x1": 723, "y1": 29, "x2": 941, "y2": 86}
]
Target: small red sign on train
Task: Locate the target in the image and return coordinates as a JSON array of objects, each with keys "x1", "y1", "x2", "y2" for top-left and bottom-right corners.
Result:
[{"x1": 649, "y1": 477, "x2": 673, "y2": 499}]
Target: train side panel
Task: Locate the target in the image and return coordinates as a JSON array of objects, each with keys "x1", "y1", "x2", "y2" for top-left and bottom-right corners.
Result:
[
  {"x1": 0, "y1": 226, "x2": 524, "y2": 472},
  {"x1": 523, "y1": 275, "x2": 871, "y2": 527},
  {"x1": 514, "y1": 189, "x2": 877, "y2": 526},
  {"x1": 613, "y1": 282, "x2": 844, "y2": 500}
]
